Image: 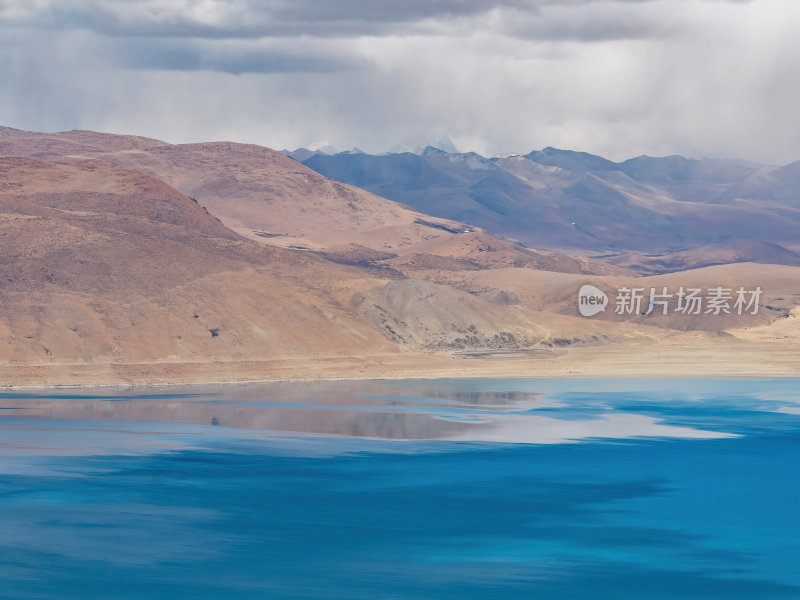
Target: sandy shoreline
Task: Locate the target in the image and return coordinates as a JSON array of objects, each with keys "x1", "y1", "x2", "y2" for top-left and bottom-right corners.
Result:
[{"x1": 1, "y1": 342, "x2": 798, "y2": 389}]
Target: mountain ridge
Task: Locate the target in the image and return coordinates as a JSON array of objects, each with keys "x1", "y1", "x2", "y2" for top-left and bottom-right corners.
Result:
[
  {"x1": 1, "y1": 127, "x2": 799, "y2": 385},
  {"x1": 298, "y1": 145, "x2": 800, "y2": 257}
]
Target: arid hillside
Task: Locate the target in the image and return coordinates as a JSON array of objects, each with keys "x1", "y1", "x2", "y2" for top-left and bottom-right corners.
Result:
[
  {"x1": 0, "y1": 156, "x2": 403, "y2": 363},
  {"x1": 0, "y1": 128, "x2": 798, "y2": 386},
  {"x1": 0, "y1": 154, "x2": 636, "y2": 374},
  {"x1": 606, "y1": 241, "x2": 800, "y2": 274}
]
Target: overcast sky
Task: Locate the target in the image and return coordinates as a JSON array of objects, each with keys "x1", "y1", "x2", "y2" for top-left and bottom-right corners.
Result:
[{"x1": 1, "y1": 0, "x2": 799, "y2": 163}]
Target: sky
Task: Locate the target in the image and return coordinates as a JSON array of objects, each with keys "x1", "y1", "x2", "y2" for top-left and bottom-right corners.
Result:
[{"x1": 1, "y1": 0, "x2": 799, "y2": 163}]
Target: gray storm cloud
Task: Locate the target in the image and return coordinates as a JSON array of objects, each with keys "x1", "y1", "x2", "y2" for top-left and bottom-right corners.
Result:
[
  {"x1": 1, "y1": 0, "x2": 798, "y2": 165},
  {"x1": 0, "y1": 1, "x2": 666, "y2": 37}
]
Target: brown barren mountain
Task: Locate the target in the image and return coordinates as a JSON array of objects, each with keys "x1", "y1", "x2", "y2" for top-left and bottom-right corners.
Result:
[
  {"x1": 0, "y1": 128, "x2": 799, "y2": 386},
  {"x1": 606, "y1": 241, "x2": 800, "y2": 274},
  {"x1": 0, "y1": 157, "x2": 402, "y2": 364},
  {"x1": 0, "y1": 129, "x2": 620, "y2": 276},
  {"x1": 0, "y1": 154, "x2": 634, "y2": 383}
]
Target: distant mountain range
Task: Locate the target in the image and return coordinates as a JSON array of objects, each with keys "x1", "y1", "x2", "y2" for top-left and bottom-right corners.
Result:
[{"x1": 295, "y1": 146, "x2": 800, "y2": 256}]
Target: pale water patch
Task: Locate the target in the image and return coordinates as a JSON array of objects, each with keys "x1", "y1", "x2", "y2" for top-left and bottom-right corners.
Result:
[{"x1": 448, "y1": 412, "x2": 736, "y2": 444}]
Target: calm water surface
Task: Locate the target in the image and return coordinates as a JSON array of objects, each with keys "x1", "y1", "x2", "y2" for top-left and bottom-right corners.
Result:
[{"x1": 1, "y1": 378, "x2": 799, "y2": 599}]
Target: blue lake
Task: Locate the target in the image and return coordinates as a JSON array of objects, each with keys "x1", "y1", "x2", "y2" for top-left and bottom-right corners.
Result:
[{"x1": 1, "y1": 378, "x2": 799, "y2": 599}]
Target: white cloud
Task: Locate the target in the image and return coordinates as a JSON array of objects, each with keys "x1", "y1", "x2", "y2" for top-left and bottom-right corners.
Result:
[{"x1": 2, "y1": 0, "x2": 799, "y2": 164}]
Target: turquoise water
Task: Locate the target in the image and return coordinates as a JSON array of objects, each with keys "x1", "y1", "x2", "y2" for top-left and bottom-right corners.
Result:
[{"x1": 1, "y1": 378, "x2": 799, "y2": 599}]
